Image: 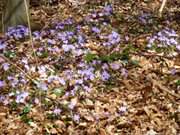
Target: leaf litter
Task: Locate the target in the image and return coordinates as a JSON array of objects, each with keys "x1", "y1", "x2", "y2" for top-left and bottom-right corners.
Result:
[{"x1": 0, "y1": 0, "x2": 180, "y2": 134}]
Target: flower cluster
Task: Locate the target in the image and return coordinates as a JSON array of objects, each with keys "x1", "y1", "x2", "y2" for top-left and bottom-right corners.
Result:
[
  {"x1": 6, "y1": 25, "x2": 29, "y2": 40},
  {"x1": 147, "y1": 28, "x2": 180, "y2": 52},
  {"x1": 0, "y1": 40, "x2": 6, "y2": 50},
  {"x1": 16, "y1": 91, "x2": 29, "y2": 103},
  {"x1": 103, "y1": 31, "x2": 121, "y2": 46}
]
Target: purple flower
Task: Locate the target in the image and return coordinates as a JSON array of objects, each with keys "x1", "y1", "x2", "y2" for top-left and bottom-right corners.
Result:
[
  {"x1": 103, "y1": 31, "x2": 120, "y2": 46},
  {"x1": 85, "y1": 15, "x2": 91, "y2": 22},
  {"x1": 170, "y1": 68, "x2": 176, "y2": 75},
  {"x1": 55, "y1": 23, "x2": 64, "y2": 30},
  {"x1": 138, "y1": 12, "x2": 152, "y2": 24},
  {"x1": 0, "y1": 41, "x2": 6, "y2": 50},
  {"x1": 103, "y1": 5, "x2": 113, "y2": 15},
  {"x1": 64, "y1": 70, "x2": 73, "y2": 80},
  {"x1": 0, "y1": 80, "x2": 5, "y2": 87},
  {"x1": 73, "y1": 49, "x2": 84, "y2": 56},
  {"x1": 102, "y1": 63, "x2": 109, "y2": 70},
  {"x1": 75, "y1": 79, "x2": 83, "y2": 84},
  {"x1": 62, "y1": 44, "x2": 75, "y2": 52},
  {"x1": 92, "y1": 27, "x2": 100, "y2": 33},
  {"x1": 48, "y1": 76, "x2": 66, "y2": 85},
  {"x1": 33, "y1": 31, "x2": 41, "y2": 40},
  {"x1": 72, "y1": 114, "x2": 80, "y2": 123},
  {"x1": 6, "y1": 25, "x2": 29, "y2": 39},
  {"x1": 121, "y1": 68, "x2": 128, "y2": 78},
  {"x1": 176, "y1": 45, "x2": 180, "y2": 51},
  {"x1": 110, "y1": 62, "x2": 121, "y2": 70},
  {"x1": 53, "y1": 108, "x2": 62, "y2": 115},
  {"x1": 77, "y1": 35, "x2": 85, "y2": 44},
  {"x1": 83, "y1": 85, "x2": 91, "y2": 92},
  {"x1": 0, "y1": 95, "x2": 5, "y2": 102},
  {"x1": 37, "y1": 82, "x2": 48, "y2": 91},
  {"x1": 58, "y1": 77, "x2": 66, "y2": 85},
  {"x1": 0, "y1": 95, "x2": 9, "y2": 105},
  {"x1": 7, "y1": 76, "x2": 19, "y2": 87},
  {"x1": 147, "y1": 28, "x2": 179, "y2": 49},
  {"x1": 68, "y1": 101, "x2": 76, "y2": 110},
  {"x1": 78, "y1": 67, "x2": 95, "y2": 81},
  {"x1": 64, "y1": 18, "x2": 74, "y2": 25},
  {"x1": 47, "y1": 39, "x2": 56, "y2": 45},
  {"x1": 2, "y1": 63, "x2": 10, "y2": 71},
  {"x1": 118, "y1": 106, "x2": 127, "y2": 115},
  {"x1": 16, "y1": 91, "x2": 29, "y2": 103},
  {"x1": 101, "y1": 70, "x2": 110, "y2": 81}
]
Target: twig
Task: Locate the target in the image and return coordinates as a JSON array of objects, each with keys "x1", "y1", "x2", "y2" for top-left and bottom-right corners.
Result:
[
  {"x1": 24, "y1": 0, "x2": 38, "y2": 67},
  {"x1": 159, "y1": 0, "x2": 167, "y2": 17},
  {"x1": 0, "y1": 54, "x2": 36, "y2": 83}
]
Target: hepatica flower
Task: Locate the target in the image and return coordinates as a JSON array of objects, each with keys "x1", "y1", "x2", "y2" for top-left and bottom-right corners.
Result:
[
  {"x1": 103, "y1": 31, "x2": 121, "y2": 46},
  {"x1": 78, "y1": 67, "x2": 95, "y2": 81},
  {"x1": 170, "y1": 68, "x2": 176, "y2": 75},
  {"x1": 103, "y1": 4, "x2": 113, "y2": 15},
  {"x1": 0, "y1": 80, "x2": 5, "y2": 87},
  {"x1": 121, "y1": 68, "x2": 128, "y2": 78},
  {"x1": 38, "y1": 66, "x2": 47, "y2": 78},
  {"x1": 33, "y1": 31, "x2": 41, "y2": 40},
  {"x1": 37, "y1": 82, "x2": 48, "y2": 91},
  {"x1": 92, "y1": 27, "x2": 101, "y2": 33},
  {"x1": 77, "y1": 35, "x2": 85, "y2": 45},
  {"x1": 53, "y1": 108, "x2": 62, "y2": 115},
  {"x1": 118, "y1": 106, "x2": 127, "y2": 115},
  {"x1": 63, "y1": 18, "x2": 74, "y2": 25},
  {"x1": 57, "y1": 31, "x2": 75, "y2": 44},
  {"x1": 62, "y1": 44, "x2": 75, "y2": 52},
  {"x1": 7, "y1": 76, "x2": 19, "y2": 87},
  {"x1": 147, "y1": 28, "x2": 179, "y2": 51},
  {"x1": 108, "y1": 31, "x2": 121, "y2": 44},
  {"x1": 2, "y1": 63, "x2": 10, "y2": 71},
  {"x1": 0, "y1": 95, "x2": 5, "y2": 102},
  {"x1": 72, "y1": 114, "x2": 80, "y2": 123},
  {"x1": 101, "y1": 70, "x2": 110, "y2": 81},
  {"x1": 110, "y1": 62, "x2": 121, "y2": 70},
  {"x1": 48, "y1": 76, "x2": 66, "y2": 85},
  {"x1": 55, "y1": 22, "x2": 65, "y2": 30},
  {"x1": 16, "y1": 91, "x2": 29, "y2": 103},
  {"x1": 47, "y1": 39, "x2": 56, "y2": 45},
  {"x1": 0, "y1": 95, "x2": 9, "y2": 105},
  {"x1": 138, "y1": 12, "x2": 152, "y2": 24},
  {"x1": 6, "y1": 25, "x2": 29, "y2": 39},
  {"x1": 68, "y1": 101, "x2": 76, "y2": 110},
  {"x1": 176, "y1": 45, "x2": 180, "y2": 51},
  {"x1": 0, "y1": 41, "x2": 6, "y2": 50}
]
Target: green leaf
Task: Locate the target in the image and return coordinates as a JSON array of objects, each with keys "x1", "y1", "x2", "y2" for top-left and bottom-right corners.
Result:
[
  {"x1": 175, "y1": 80, "x2": 180, "y2": 86},
  {"x1": 84, "y1": 53, "x2": 98, "y2": 62},
  {"x1": 53, "y1": 87, "x2": 65, "y2": 96},
  {"x1": 4, "y1": 51, "x2": 16, "y2": 58},
  {"x1": 23, "y1": 105, "x2": 31, "y2": 114}
]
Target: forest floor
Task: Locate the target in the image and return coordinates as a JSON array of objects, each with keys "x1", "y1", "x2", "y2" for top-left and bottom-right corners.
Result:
[{"x1": 0, "y1": 0, "x2": 180, "y2": 134}]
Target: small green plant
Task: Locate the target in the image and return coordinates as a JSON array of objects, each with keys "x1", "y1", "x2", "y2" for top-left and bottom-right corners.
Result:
[
  {"x1": 53, "y1": 87, "x2": 65, "y2": 97},
  {"x1": 20, "y1": 105, "x2": 32, "y2": 124},
  {"x1": 84, "y1": 53, "x2": 98, "y2": 62},
  {"x1": 10, "y1": 101, "x2": 18, "y2": 111},
  {"x1": 4, "y1": 51, "x2": 16, "y2": 58},
  {"x1": 22, "y1": 105, "x2": 31, "y2": 114},
  {"x1": 175, "y1": 80, "x2": 180, "y2": 86},
  {"x1": 46, "y1": 113, "x2": 58, "y2": 120}
]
